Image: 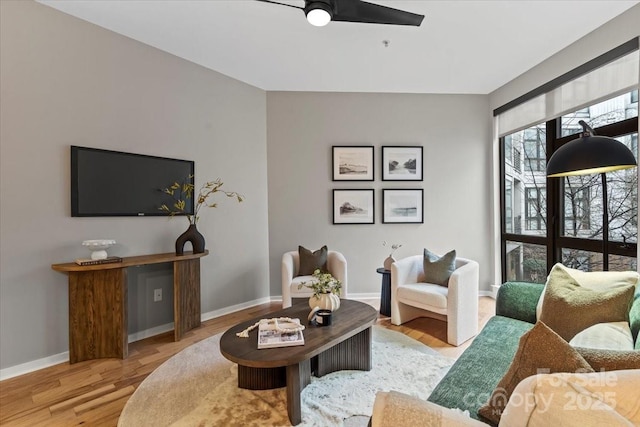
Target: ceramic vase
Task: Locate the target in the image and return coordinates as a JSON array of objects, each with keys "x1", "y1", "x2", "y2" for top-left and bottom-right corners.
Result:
[
  {"x1": 383, "y1": 255, "x2": 395, "y2": 270},
  {"x1": 175, "y1": 224, "x2": 206, "y2": 255},
  {"x1": 309, "y1": 292, "x2": 341, "y2": 312}
]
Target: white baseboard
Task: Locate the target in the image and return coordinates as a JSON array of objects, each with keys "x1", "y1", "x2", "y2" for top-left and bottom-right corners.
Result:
[
  {"x1": 489, "y1": 285, "x2": 501, "y2": 299},
  {"x1": 272, "y1": 293, "x2": 381, "y2": 303},
  {"x1": 128, "y1": 322, "x2": 175, "y2": 343},
  {"x1": 479, "y1": 290, "x2": 495, "y2": 298},
  {"x1": 347, "y1": 292, "x2": 382, "y2": 301},
  {"x1": 201, "y1": 296, "x2": 275, "y2": 322},
  {"x1": 0, "y1": 351, "x2": 69, "y2": 381},
  {"x1": 0, "y1": 297, "x2": 275, "y2": 381},
  {"x1": 1, "y1": 291, "x2": 492, "y2": 381},
  {"x1": 0, "y1": 322, "x2": 178, "y2": 380}
]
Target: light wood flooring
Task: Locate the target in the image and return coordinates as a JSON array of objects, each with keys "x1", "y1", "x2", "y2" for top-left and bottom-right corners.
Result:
[{"x1": 0, "y1": 297, "x2": 496, "y2": 426}]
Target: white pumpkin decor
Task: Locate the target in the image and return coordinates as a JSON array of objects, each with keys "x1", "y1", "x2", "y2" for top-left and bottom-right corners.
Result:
[
  {"x1": 309, "y1": 292, "x2": 341, "y2": 311},
  {"x1": 298, "y1": 269, "x2": 342, "y2": 312}
]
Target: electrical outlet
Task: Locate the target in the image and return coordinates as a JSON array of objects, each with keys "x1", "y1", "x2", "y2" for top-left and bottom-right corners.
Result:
[{"x1": 153, "y1": 288, "x2": 162, "y2": 302}]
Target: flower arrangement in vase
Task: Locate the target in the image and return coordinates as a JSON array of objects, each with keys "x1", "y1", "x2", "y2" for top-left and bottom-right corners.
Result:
[
  {"x1": 298, "y1": 269, "x2": 342, "y2": 311},
  {"x1": 159, "y1": 175, "x2": 243, "y2": 255},
  {"x1": 382, "y1": 241, "x2": 402, "y2": 270}
]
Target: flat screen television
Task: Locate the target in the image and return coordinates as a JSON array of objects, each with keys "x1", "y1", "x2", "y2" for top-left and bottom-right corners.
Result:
[{"x1": 71, "y1": 146, "x2": 195, "y2": 217}]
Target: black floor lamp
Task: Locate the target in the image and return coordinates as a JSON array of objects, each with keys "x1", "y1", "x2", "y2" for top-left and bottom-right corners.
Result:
[{"x1": 547, "y1": 120, "x2": 637, "y2": 270}]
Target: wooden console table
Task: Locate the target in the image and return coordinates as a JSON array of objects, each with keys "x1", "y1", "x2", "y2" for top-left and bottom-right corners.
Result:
[{"x1": 52, "y1": 250, "x2": 208, "y2": 364}]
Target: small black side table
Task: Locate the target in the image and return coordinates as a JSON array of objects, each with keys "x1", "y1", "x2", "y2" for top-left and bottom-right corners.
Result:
[{"x1": 376, "y1": 268, "x2": 391, "y2": 317}]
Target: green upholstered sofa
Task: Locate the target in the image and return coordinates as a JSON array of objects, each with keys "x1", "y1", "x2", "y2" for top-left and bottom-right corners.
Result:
[{"x1": 425, "y1": 281, "x2": 640, "y2": 422}]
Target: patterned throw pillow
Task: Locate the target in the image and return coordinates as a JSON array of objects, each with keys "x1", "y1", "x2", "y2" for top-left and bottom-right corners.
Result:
[
  {"x1": 298, "y1": 245, "x2": 328, "y2": 276},
  {"x1": 423, "y1": 249, "x2": 456, "y2": 287}
]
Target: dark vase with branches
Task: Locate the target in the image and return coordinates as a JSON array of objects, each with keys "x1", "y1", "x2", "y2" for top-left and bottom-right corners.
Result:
[{"x1": 159, "y1": 175, "x2": 243, "y2": 255}]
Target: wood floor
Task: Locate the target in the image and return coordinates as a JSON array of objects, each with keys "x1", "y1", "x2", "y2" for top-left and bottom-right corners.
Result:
[{"x1": 0, "y1": 297, "x2": 495, "y2": 426}]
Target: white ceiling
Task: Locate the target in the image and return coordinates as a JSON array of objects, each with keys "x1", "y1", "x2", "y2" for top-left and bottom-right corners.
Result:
[{"x1": 38, "y1": 0, "x2": 639, "y2": 94}]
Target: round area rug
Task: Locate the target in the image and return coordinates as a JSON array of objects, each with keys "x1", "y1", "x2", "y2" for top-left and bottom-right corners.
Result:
[{"x1": 118, "y1": 326, "x2": 453, "y2": 427}]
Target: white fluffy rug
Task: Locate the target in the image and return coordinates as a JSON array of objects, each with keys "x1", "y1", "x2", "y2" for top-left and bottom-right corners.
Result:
[{"x1": 118, "y1": 326, "x2": 453, "y2": 427}]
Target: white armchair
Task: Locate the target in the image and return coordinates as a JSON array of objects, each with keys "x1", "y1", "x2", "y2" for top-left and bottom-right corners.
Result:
[
  {"x1": 391, "y1": 254, "x2": 479, "y2": 346},
  {"x1": 281, "y1": 250, "x2": 348, "y2": 308}
]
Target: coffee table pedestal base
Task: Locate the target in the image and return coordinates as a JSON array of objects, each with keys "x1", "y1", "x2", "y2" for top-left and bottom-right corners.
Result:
[
  {"x1": 315, "y1": 327, "x2": 371, "y2": 377},
  {"x1": 237, "y1": 365, "x2": 287, "y2": 390},
  {"x1": 235, "y1": 328, "x2": 371, "y2": 425},
  {"x1": 286, "y1": 360, "x2": 311, "y2": 424}
]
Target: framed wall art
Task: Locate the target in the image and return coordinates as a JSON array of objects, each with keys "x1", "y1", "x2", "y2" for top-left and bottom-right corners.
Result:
[
  {"x1": 333, "y1": 189, "x2": 375, "y2": 224},
  {"x1": 381, "y1": 146, "x2": 423, "y2": 181},
  {"x1": 332, "y1": 146, "x2": 374, "y2": 181},
  {"x1": 382, "y1": 189, "x2": 424, "y2": 224}
]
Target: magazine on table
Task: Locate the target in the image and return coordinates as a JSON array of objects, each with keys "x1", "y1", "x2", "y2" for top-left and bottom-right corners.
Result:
[{"x1": 258, "y1": 318, "x2": 305, "y2": 349}]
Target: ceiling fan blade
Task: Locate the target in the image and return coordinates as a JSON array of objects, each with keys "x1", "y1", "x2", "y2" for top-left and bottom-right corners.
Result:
[
  {"x1": 332, "y1": 0, "x2": 424, "y2": 26},
  {"x1": 256, "y1": 0, "x2": 304, "y2": 11}
]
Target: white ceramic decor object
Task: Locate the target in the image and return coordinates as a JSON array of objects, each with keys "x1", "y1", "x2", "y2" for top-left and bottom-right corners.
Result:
[
  {"x1": 309, "y1": 292, "x2": 340, "y2": 311},
  {"x1": 82, "y1": 239, "x2": 116, "y2": 260}
]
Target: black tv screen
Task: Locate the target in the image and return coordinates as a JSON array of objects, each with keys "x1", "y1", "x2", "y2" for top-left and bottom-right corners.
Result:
[{"x1": 71, "y1": 146, "x2": 195, "y2": 217}]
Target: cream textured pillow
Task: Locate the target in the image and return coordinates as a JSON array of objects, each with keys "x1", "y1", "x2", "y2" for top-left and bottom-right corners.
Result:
[
  {"x1": 499, "y1": 370, "x2": 640, "y2": 427},
  {"x1": 569, "y1": 322, "x2": 634, "y2": 351},
  {"x1": 373, "y1": 391, "x2": 487, "y2": 427},
  {"x1": 539, "y1": 264, "x2": 635, "y2": 342},
  {"x1": 536, "y1": 263, "x2": 639, "y2": 320},
  {"x1": 478, "y1": 321, "x2": 593, "y2": 425}
]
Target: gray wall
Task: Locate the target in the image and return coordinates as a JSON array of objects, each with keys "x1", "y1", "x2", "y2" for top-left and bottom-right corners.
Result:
[
  {"x1": 0, "y1": 1, "x2": 270, "y2": 370},
  {"x1": 128, "y1": 264, "x2": 174, "y2": 333},
  {"x1": 266, "y1": 92, "x2": 493, "y2": 297}
]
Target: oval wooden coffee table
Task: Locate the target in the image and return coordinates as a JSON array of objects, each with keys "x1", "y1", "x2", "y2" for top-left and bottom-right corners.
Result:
[{"x1": 220, "y1": 299, "x2": 378, "y2": 425}]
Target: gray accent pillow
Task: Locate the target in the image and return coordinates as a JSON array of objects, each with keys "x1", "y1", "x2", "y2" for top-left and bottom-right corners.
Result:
[
  {"x1": 298, "y1": 245, "x2": 328, "y2": 276},
  {"x1": 423, "y1": 249, "x2": 456, "y2": 287}
]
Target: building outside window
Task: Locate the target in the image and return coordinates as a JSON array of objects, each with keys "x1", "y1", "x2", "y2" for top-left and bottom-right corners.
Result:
[
  {"x1": 525, "y1": 187, "x2": 545, "y2": 231},
  {"x1": 504, "y1": 137, "x2": 513, "y2": 165},
  {"x1": 505, "y1": 179, "x2": 513, "y2": 233},
  {"x1": 524, "y1": 128, "x2": 545, "y2": 172}
]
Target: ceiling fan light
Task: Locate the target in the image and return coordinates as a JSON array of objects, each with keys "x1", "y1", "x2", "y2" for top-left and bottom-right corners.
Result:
[{"x1": 305, "y1": 2, "x2": 332, "y2": 27}]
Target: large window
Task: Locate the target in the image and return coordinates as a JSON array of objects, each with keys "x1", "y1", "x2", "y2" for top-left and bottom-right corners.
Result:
[{"x1": 501, "y1": 90, "x2": 638, "y2": 281}]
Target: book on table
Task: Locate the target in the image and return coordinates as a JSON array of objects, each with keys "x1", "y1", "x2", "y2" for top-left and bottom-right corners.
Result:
[
  {"x1": 258, "y1": 318, "x2": 305, "y2": 349},
  {"x1": 75, "y1": 256, "x2": 123, "y2": 266}
]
